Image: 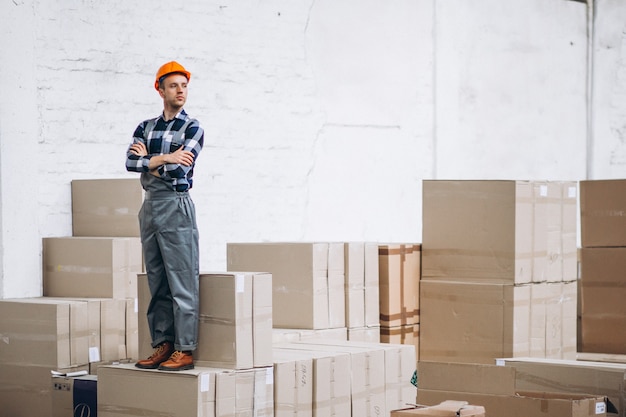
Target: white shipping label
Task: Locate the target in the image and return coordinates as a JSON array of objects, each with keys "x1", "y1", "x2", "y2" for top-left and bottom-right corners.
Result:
[
  {"x1": 540, "y1": 185, "x2": 548, "y2": 196},
  {"x1": 201, "y1": 374, "x2": 210, "y2": 392},
  {"x1": 236, "y1": 275, "x2": 245, "y2": 293},
  {"x1": 89, "y1": 347, "x2": 101, "y2": 363},
  {"x1": 595, "y1": 401, "x2": 606, "y2": 414},
  {"x1": 568, "y1": 186, "x2": 577, "y2": 198}
]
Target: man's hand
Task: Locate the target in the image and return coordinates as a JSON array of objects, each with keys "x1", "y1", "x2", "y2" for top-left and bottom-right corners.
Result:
[
  {"x1": 146, "y1": 147, "x2": 195, "y2": 177},
  {"x1": 164, "y1": 147, "x2": 195, "y2": 167},
  {"x1": 129, "y1": 142, "x2": 148, "y2": 156}
]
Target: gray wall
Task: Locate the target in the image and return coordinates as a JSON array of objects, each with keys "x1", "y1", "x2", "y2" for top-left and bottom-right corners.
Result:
[{"x1": 0, "y1": 0, "x2": 624, "y2": 298}]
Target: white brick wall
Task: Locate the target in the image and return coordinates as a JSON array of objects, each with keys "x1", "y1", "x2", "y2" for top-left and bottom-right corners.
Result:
[{"x1": 1, "y1": 0, "x2": 625, "y2": 297}]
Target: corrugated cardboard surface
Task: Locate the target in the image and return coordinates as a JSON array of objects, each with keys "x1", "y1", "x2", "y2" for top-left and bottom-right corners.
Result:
[
  {"x1": 97, "y1": 364, "x2": 218, "y2": 417},
  {"x1": 345, "y1": 242, "x2": 366, "y2": 328},
  {"x1": 0, "y1": 298, "x2": 90, "y2": 368},
  {"x1": 380, "y1": 323, "x2": 419, "y2": 360},
  {"x1": 422, "y1": 180, "x2": 577, "y2": 284},
  {"x1": 420, "y1": 279, "x2": 576, "y2": 364},
  {"x1": 272, "y1": 350, "x2": 313, "y2": 417},
  {"x1": 227, "y1": 242, "x2": 345, "y2": 329},
  {"x1": 391, "y1": 401, "x2": 485, "y2": 416},
  {"x1": 580, "y1": 247, "x2": 626, "y2": 354},
  {"x1": 347, "y1": 325, "x2": 381, "y2": 343},
  {"x1": 0, "y1": 363, "x2": 87, "y2": 417},
  {"x1": 422, "y1": 180, "x2": 533, "y2": 284},
  {"x1": 196, "y1": 273, "x2": 254, "y2": 370},
  {"x1": 580, "y1": 179, "x2": 626, "y2": 248},
  {"x1": 278, "y1": 341, "x2": 386, "y2": 417},
  {"x1": 378, "y1": 244, "x2": 420, "y2": 327},
  {"x1": 329, "y1": 339, "x2": 417, "y2": 415},
  {"x1": 272, "y1": 347, "x2": 353, "y2": 417},
  {"x1": 71, "y1": 178, "x2": 144, "y2": 238},
  {"x1": 43, "y1": 236, "x2": 143, "y2": 299},
  {"x1": 419, "y1": 281, "x2": 531, "y2": 364},
  {"x1": 417, "y1": 361, "x2": 608, "y2": 417},
  {"x1": 46, "y1": 297, "x2": 130, "y2": 362},
  {"x1": 497, "y1": 357, "x2": 625, "y2": 417},
  {"x1": 364, "y1": 242, "x2": 381, "y2": 326}
]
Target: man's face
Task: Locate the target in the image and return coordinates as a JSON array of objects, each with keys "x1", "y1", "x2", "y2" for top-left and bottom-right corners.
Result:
[{"x1": 159, "y1": 73, "x2": 188, "y2": 108}]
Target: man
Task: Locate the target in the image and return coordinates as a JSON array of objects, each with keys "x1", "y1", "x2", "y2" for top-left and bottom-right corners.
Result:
[{"x1": 126, "y1": 61, "x2": 203, "y2": 371}]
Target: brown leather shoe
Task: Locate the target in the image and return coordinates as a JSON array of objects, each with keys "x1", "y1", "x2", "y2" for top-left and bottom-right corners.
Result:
[
  {"x1": 158, "y1": 350, "x2": 194, "y2": 371},
  {"x1": 135, "y1": 341, "x2": 174, "y2": 369}
]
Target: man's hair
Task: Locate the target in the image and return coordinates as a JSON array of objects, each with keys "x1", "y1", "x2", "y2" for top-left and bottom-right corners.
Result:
[{"x1": 158, "y1": 72, "x2": 189, "y2": 90}]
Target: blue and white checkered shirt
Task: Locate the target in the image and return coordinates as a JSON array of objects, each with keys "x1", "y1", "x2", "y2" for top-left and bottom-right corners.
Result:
[{"x1": 126, "y1": 109, "x2": 203, "y2": 192}]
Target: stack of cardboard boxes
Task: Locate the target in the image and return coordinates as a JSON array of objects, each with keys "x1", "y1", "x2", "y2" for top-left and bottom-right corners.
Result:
[
  {"x1": 415, "y1": 179, "x2": 618, "y2": 417},
  {"x1": 578, "y1": 179, "x2": 626, "y2": 354},
  {"x1": 0, "y1": 178, "x2": 419, "y2": 416},
  {"x1": 99, "y1": 270, "x2": 276, "y2": 416},
  {"x1": 419, "y1": 180, "x2": 578, "y2": 364},
  {"x1": 378, "y1": 244, "x2": 420, "y2": 351},
  {"x1": 227, "y1": 241, "x2": 418, "y2": 416},
  {"x1": 0, "y1": 178, "x2": 144, "y2": 416}
]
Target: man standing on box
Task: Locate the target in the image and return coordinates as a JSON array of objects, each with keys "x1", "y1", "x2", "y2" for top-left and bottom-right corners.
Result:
[{"x1": 126, "y1": 61, "x2": 203, "y2": 371}]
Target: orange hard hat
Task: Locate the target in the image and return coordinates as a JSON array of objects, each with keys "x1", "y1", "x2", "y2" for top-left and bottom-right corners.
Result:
[{"x1": 154, "y1": 61, "x2": 191, "y2": 91}]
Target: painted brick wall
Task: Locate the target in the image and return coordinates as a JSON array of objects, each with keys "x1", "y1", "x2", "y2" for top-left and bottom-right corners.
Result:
[{"x1": 1, "y1": 0, "x2": 625, "y2": 297}]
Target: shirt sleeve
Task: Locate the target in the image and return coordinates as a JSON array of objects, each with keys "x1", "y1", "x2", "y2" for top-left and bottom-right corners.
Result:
[
  {"x1": 125, "y1": 122, "x2": 153, "y2": 173},
  {"x1": 156, "y1": 121, "x2": 204, "y2": 180}
]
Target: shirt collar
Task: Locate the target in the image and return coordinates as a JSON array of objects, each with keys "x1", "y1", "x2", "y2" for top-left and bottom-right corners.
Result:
[{"x1": 160, "y1": 109, "x2": 187, "y2": 123}]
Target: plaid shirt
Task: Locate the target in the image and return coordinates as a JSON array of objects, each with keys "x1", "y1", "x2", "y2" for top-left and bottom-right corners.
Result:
[{"x1": 126, "y1": 110, "x2": 204, "y2": 191}]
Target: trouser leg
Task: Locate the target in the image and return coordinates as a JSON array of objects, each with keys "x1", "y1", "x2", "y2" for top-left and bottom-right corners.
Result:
[
  {"x1": 140, "y1": 200, "x2": 176, "y2": 348},
  {"x1": 153, "y1": 195, "x2": 199, "y2": 352}
]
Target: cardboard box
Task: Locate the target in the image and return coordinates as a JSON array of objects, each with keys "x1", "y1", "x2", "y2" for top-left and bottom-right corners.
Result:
[
  {"x1": 138, "y1": 272, "x2": 272, "y2": 369},
  {"x1": 580, "y1": 247, "x2": 626, "y2": 354},
  {"x1": 272, "y1": 347, "x2": 352, "y2": 417},
  {"x1": 344, "y1": 242, "x2": 380, "y2": 329},
  {"x1": 47, "y1": 297, "x2": 129, "y2": 362},
  {"x1": 364, "y1": 242, "x2": 381, "y2": 327},
  {"x1": 378, "y1": 244, "x2": 420, "y2": 327},
  {"x1": 391, "y1": 401, "x2": 485, "y2": 416},
  {"x1": 0, "y1": 363, "x2": 88, "y2": 417},
  {"x1": 529, "y1": 281, "x2": 577, "y2": 359},
  {"x1": 196, "y1": 273, "x2": 253, "y2": 370},
  {"x1": 345, "y1": 242, "x2": 366, "y2": 329},
  {"x1": 580, "y1": 179, "x2": 626, "y2": 248},
  {"x1": 71, "y1": 178, "x2": 143, "y2": 237},
  {"x1": 562, "y1": 182, "x2": 578, "y2": 281},
  {"x1": 497, "y1": 357, "x2": 625, "y2": 416},
  {"x1": 226, "y1": 242, "x2": 345, "y2": 329},
  {"x1": 347, "y1": 325, "x2": 381, "y2": 343},
  {"x1": 0, "y1": 298, "x2": 91, "y2": 368},
  {"x1": 540, "y1": 181, "x2": 578, "y2": 283},
  {"x1": 272, "y1": 327, "x2": 348, "y2": 344},
  {"x1": 417, "y1": 361, "x2": 608, "y2": 417},
  {"x1": 232, "y1": 367, "x2": 274, "y2": 417},
  {"x1": 422, "y1": 180, "x2": 534, "y2": 284},
  {"x1": 420, "y1": 280, "x2": 576, "y2": 364},
  {"x1": 125, "y1": 297, "x2": 138, "y2": 360},
  {"x1": 97, "y1": 364, "x2": 220, "y2": 417},
  {"x1": 419, "y1": 281, "x2": 531, "y2": 364},
  {"x1": 43, "y1": 236, "x2": 143, "y2": 299},
  {"x1": 325, "y1": 340, "x2": 417, "y2": 415},
  {"x1": 380, "y1": 323, "x2": 419, "y2": 360},
  {"x1": 278, "y1": 341, "x2": 386, "y2": 417},
  {"x1": 51, "y1": 374, "x2": 98, "y2": 417},
  {"x1": 272, "y1": 350, "x2": 313, "y2": 417},
  {"x1": 253, "y1": 366, "x2": 274, "y2": 417}
]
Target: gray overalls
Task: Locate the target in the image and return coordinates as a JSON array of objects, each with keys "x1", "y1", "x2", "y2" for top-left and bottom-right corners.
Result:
[{"x1": 139, "y1": 172, "x2": 199, "y2": 352}]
